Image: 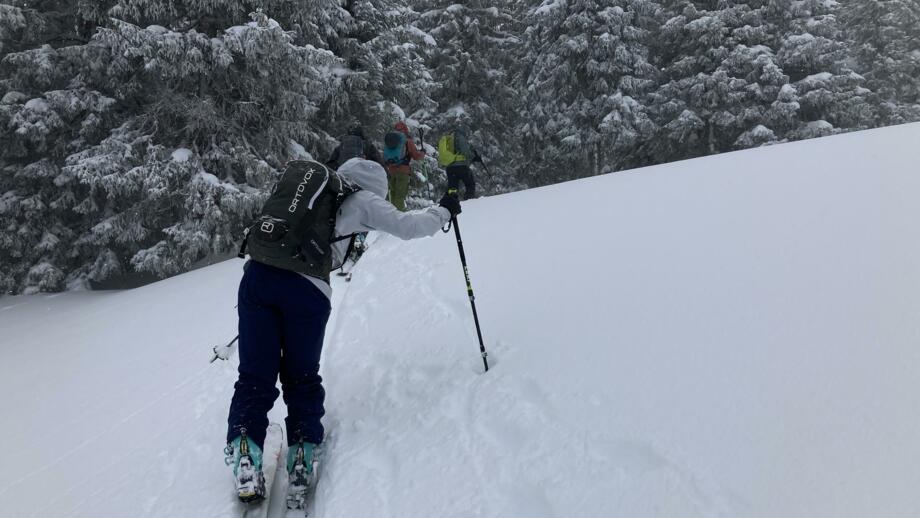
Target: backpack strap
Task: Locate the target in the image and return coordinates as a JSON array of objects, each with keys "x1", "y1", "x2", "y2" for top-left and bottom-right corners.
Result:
[
  {"x1": 237, "y1": 228, "x2": 249, "y2": 259},
  {"x1": 331, "y1": 233, "x2": 358, "y2": 272},
  {"x1": 328, "y1": 176, "x2": 363, "y2": 271},
  {"x1": 331, "y1": 233, "x2": 357, "y2": 244},
  {"x1": 400, "y1": 141, "x2": 412, "y2": 166}
]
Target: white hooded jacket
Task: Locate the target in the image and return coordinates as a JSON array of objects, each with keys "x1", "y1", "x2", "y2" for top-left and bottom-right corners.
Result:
[{"x1": 302, "y1": 158, "x2": 452, "y2": 298}]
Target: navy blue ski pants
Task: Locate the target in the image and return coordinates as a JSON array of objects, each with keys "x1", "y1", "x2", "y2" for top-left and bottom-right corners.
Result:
[{"x1": 227, "y1": 260, "x2": 330, "y2": 449}]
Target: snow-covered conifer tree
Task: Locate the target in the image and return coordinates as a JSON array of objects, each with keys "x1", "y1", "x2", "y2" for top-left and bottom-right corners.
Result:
[
  {"x1": 646, "y1": 0, "x2": 875, "y2": 161},
  {"x1": 1, "y1": 2, "x2": 118, "y2": 292},
  {"x1": 517, "y1": 0, "x2": 660, "y2": 185},
  {"x1": 414, "y1": 0, "x2": 523, "y2": 193},
  {"x1": 646, "y1": 2, "x2": 790, "y2": 158},
  {"x1": 840, "y1": 0, "x2": 920, "y2": 124},
  {"x1": 1, "y1": 2, "x2": 343, "y2": 292},
  {"x1": 318, "y1": 1, "x2": 436, "y2": 148},
  {"x1": 773, "y1": 0, "x2": 876, "y2": 139}
]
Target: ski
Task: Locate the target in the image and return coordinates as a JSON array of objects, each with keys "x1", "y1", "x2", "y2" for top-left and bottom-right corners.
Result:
[{"x1": 286, "y1": 445, "x2": 321, "y2": 516}]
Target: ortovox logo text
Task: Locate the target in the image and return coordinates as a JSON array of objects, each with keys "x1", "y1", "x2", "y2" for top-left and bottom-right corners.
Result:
[
  {"x1": 289, "y1": 168, "x2": 317, "y2": 213},
  {"x1": 261, "y1": 221, "x2": 275, "y2": 233}
]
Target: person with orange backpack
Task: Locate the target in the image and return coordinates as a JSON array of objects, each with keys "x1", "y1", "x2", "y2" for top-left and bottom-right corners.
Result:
[{"x1": 382, "y1": 121, "x2": 426, "y2": 211}]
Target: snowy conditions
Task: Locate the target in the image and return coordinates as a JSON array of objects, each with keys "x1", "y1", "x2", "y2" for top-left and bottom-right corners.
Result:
[{"x1": 2, "y1": 123, "x2": 920, "y2": 518}]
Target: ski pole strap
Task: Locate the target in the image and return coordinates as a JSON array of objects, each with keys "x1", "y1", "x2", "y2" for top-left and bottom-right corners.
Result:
[
  {"x1": 332, "y1": 233, "x2": 360, "y2": 271},
  {"x1": 441, "y1": 188, "x2": 459, "y2": 233}
]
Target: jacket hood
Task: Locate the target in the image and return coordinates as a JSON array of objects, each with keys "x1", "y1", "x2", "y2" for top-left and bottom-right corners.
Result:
[
  {"x1": 394, "y1": 121, "x2": 410, "y2": 136},
  {"x1": 336, "y1": 158, "x2": 388, "y2": 198}
]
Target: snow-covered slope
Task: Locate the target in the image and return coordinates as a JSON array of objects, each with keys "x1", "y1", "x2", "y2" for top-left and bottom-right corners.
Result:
[{"x1": 2, "y1": 123, "x2": 920, "y2": 518}]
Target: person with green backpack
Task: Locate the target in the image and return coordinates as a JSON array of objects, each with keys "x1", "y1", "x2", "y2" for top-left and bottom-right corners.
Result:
[
  {"x1": 226, "y1": 157, "x2": 461, "y2": 508},
  {"x1": 438, "y1": 127, "x2": 482, "y2": 200},
  {"x1": 382, "y1": 121, "x2": 426, "y2": 211}
]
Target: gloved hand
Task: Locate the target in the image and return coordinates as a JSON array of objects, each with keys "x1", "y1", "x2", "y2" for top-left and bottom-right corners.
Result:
[{"x1": 439, "y1": 192, "x2": 462, "y2": 217}]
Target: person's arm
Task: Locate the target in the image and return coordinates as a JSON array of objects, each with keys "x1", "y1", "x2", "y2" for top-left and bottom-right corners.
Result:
[
  {"x1": 357, "y1": 192, "x2": 450, "y2": 240},
  {"x1": 407, "y1": 139, "x2": 425, "y2": 161}
]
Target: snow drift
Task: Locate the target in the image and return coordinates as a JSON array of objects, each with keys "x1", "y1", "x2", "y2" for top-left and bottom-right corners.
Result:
[{"x1": 2, "y1": 123, "x2": 919, "y2": 517}]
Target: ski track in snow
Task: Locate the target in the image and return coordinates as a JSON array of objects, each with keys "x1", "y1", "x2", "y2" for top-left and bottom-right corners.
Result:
[
  {"x1": 0, "y1": 265, "x2": 253, "y2": 518},
  {"x1": 316, "y1": 232, "x2": 735, "y2": 518}
]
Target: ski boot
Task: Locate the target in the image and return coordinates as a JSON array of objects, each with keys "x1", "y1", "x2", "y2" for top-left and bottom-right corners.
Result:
[
  {"x1": 286, "y1": 440, "x2": 319, "y2": 510},
  {"x1": 225, "y1": 428, "x2": 266, "y2": 503}
]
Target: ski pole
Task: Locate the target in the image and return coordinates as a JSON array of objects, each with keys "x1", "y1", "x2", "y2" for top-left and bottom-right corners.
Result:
[
  {"x1": 443, "y1": 198, "x2": 489, "y2": 372},
  {"x1": 475, "y1": 155, "x2": 494, "y2": 180},
  {"x1": 471, "y1": 149, "x2": 495, "y2": 191},
  {"x1": 419, "y1": 128, "x2": 434, "y2": 201}
]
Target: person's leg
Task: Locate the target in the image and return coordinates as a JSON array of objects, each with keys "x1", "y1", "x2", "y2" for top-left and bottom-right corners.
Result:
[
  {"x1": 280, "y1": 281, "x2": 327, "y2": 511},
  {"x1": 446, "y1": 165, "x2": 461, "y2": 193},
  {"x1": 387, "y1": 173, "x2": 397, "y2": 204},
  {"x1": 462, "y1": 166, "x2": 476, "y2": 200},
  {"x1": 390, "y1": 173, "x2": 410, "y2": 211},
  {"x1": 227, "y1": 261, "x2": 284, "y2": 449},
  {"x1": 276, "y1": 277, "x2": 332, "y2": 445}
]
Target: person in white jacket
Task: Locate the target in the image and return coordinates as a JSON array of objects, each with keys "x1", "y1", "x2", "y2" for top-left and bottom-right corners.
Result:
[
  {"x1": 225, "y1": 158, "x2": 461, "y2": 506},
  {"x1": 304, "y1": 157, "x2": 455, "y2": 298}
]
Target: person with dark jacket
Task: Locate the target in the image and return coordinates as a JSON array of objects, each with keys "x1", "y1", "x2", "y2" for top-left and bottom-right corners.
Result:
[
  {"x1": 438, "y1": 127, "x2": 481, "y2": 200},
  {"x1": 383, "y1": 121, "x2": 426, "y2": 211},
  {"x1": 325, "y1": 126, "x2": 382, "y2": 169}
]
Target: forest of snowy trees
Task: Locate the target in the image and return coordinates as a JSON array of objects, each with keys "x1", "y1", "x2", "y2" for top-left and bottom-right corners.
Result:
[{"x1": 1, "y1": 0, "x2": 918, "y2": 293}]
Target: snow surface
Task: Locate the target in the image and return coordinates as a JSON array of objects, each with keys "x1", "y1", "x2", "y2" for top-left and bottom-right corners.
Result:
[
  {"x1": 2, "y1": 123, "x2": 920, "y2": 517},
  {"x1": 287, "y1": 140, "x2": 312, "y2": 161},
  {"x1": 534, "y1": 0, "x2": 566, "y2": 16},
  {"x1": 171, "y1": 148, "x2": 193, "y2": 163},
  {"x1": 193, "y1": 172, "x2": 221, "y2": 186},
  {"x1": 804, "y1": 119, "x2": 834, "y2": 131},
  {"x1": 1, "y1": 91, "x2": 28, "y2": 105},
  {"x1": 802, "y1": 72, "x2": 834, "y2": 84},
  {"x1": 24, "y1": 98, "x2": 49, "y2": 111}
]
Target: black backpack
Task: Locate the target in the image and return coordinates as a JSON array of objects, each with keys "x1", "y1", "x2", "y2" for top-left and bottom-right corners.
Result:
[{"x1": 238, "y1": 160, "x2": 360, "y2": 281}]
